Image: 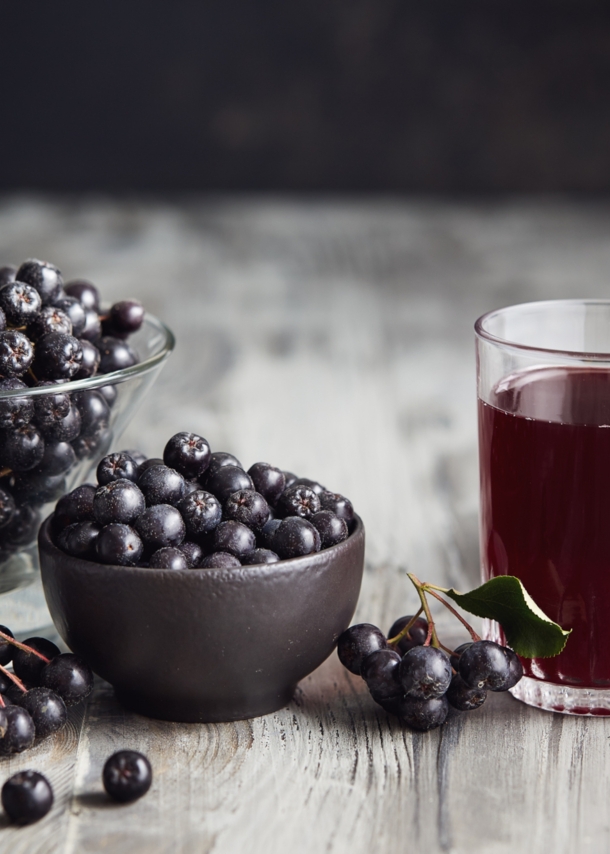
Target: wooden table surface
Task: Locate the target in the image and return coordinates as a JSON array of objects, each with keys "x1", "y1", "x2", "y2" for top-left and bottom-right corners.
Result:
[{"x1": 0, "y1": 196, "x2": 609, "y2": 853}]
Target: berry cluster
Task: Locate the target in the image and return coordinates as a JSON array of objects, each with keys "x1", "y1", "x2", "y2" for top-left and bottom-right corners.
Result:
[
  {"x1": 338, "y1": 576, "x2": 524, "y2": 731},
  {"x1": 0, "y1": 750, "x2": 152, "y2": 825},
  {"x1": 0, "y1": 625, "x2": 93, "y2": 755},
  {"x1": 52, "y1": 432, "x2": 355, "y2": 568},
  {"x1": 0, "y1": 258, "x2": 145, "y2": 557}
]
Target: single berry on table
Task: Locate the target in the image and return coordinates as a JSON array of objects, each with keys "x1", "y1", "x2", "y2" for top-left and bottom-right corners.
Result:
[
  {"x1": 271, "y1": 516, "x2": 320, "y2": 559},
  {"x1": 1, "y1": 770, "x2": 54, "y2": 824},
  {"x1": 17, "y1": 688, "x2": 67, "y2": 738},
  {"x1": 96, "y1": 523, "x2": 143, "y2": 566},
  {"x1": 103, "y1": 750, "x2": 152, "y2": 803},
  {"x1": 40, "y1": 653, "x2": 94, "y2": 706},
  {"x1": 337, "y1": 624, "x2": 387, "y2": 675},
  {"x1": 399, "y1": 646, "x2": 452, "y2": 700}
]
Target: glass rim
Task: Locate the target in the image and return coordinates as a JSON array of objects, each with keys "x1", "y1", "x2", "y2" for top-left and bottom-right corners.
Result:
[
  {"x1": 0, "y1": 313, "x2": 175, "y2": 399},
  {"x1": 475, "y1": 298, "x2": 610, "y2": 361}
]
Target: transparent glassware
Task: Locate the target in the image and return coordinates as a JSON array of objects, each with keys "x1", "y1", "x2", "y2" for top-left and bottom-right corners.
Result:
[
  {"x1": 476, "y1": 300, "x2": 610, "y2": 715},
  {"x1": 0, "y1": 313, "x2": 174, "y2": 636}
]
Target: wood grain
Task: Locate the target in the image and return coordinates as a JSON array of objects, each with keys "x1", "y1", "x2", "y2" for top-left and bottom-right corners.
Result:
[{"x1": 1, "y1": 197, "x2": 610, "y2": 852}]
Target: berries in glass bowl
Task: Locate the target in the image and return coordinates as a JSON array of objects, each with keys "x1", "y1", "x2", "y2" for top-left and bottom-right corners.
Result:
[
  {"x1": 0, "y1": 258, "x2": 174, "y2": 633},
  {"x1": 38, "y1": 432, "x2": 364, "y2": 721}
]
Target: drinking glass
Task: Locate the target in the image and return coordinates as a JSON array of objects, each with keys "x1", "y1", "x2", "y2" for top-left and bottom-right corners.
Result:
[{"x1": 476, "y1": 299, "x2": 610, "y2": 715}]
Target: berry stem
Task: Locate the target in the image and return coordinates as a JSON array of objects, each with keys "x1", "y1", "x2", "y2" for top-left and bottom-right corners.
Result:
[
  {"x1": 386, "y1": 607, "x2": 425, "y2": 647},
  {"x1": 407, "y1": 573, "x2": 441, "y2": 648},
  {"x1": 424, "y1": 588, "x2": 481, "y2": 642},
  {"x1": 0, "y1": 630, "x2": 50, "y2": 663},
  {"x1": 0, "y1": 664, "x2": 26, "y2": 693}
]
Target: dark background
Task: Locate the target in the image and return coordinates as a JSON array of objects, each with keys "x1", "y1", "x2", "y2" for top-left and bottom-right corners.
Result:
[{"x1": 1, "y1": 1, "x2": 609, "y2": 193}]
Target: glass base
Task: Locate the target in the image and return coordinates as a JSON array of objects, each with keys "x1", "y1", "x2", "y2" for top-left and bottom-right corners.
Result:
[{"x1": 510, "y1": 675, "x2": 610, "y2": 716}]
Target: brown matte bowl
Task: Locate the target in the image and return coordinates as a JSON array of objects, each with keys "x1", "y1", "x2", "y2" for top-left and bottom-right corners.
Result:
[{"x1": 38, "y1": 515, "x2": 364, "y2": 722}]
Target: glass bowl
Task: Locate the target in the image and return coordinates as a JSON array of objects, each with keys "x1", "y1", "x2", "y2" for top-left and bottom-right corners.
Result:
[{"x1": 0, "y1": 313, "x2": 174, "y2": 635}]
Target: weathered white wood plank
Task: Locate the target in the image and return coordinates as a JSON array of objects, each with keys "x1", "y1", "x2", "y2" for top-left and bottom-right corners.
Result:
[{"x1": 1, "y1": 197, "x2": 610, "y2": 853}]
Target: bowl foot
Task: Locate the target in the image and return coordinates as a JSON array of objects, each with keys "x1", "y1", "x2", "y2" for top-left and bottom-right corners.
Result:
[{"x1": 114, "y1": 684, "x2": 297, "y2": 723}]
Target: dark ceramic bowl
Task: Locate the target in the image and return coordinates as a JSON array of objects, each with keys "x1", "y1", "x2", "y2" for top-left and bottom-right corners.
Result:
[{"x1": 38, "y1": 515, "x2": 364, "y2": 722}]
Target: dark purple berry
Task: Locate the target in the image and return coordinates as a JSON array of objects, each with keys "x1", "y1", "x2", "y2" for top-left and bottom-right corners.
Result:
[
  {"x1": 214, "y1": 520, "x2": 256, "y2": 557},
  {"x1": 97, "y1": 384, "x2": 117, "y2": 407},
  {"x1": 0, "y1": 378, "x2": 34, "y2": 428},
  {"x1": 0, "y1": 706, "x2": 36, "y2": 755},
  {"x1": 241, "y1": 548, "x2": 279, "y2": 565},
  {"x1": 16, "y1": 259, "x2": 63, "y2": 305},
  {"x1": 64, "y1": 279, "x2": 100, "y2": 311},
  {"x1": 271, "y1": 516, "x2": 320, "y2": 559},
  {"x1": 200, "y1": 551, "x2": 241, "y2": 569},
  {"x1": 80, "y1": 309, "x2": 102, "y2": 342},
  {"x1": 177, "y1": 489, "x2": 222, "y2": 536},
  {"x1": 0, "y1": 505, "x2": 40, "y2": 547},
  {"x1": 26, "y1": 306, "x2": 71, "y2": 340},
  {"x1": 103, "y1": 750, "x2": 152, "y2": 803},
  {"x1": 0, "y1": 489, "x2": 15, "y2": 531},
  {"x1": 224, "y1": 490, "x2": 270, "y2": 532},
  {"x1": 17, "y1": 687, "x2": 67, "y2": 738},
  {"x1": 33, "y1": 332, "x2": 83, "y2": 380},
  {"x1": 33, "y1": 389, "x2": 71, "y2": 426},
  {"x1": 388, "y1": 615, "x2": 430, "y2": 655},
  {"x1": 52, "y1": 296, "x2": 86, "y2": 337},
  {"x1": 361, "y1": 649, "x2": 402, "y2": 701},
  {"x1": 74, "y1": 339, "x2": 100, "y2": 379},
  {"x1": 96, "y1": 522, "x2": 143, "y2": 566},
  {"x1": 0, "y1": 625, "x2": 14, "y2": 665},
  {"x1": 73, "y1": 390, "x2": 109, "y2": 437},
  {"x1": 398, "y1": 695, "x2": 449, "y2": 731},
  {"x1": 259, "y1": 517, "x2": 281, "y2": 549},
  {"x1": 42, "y1": 401, "x2": 81, "y2": 442},
  {"x1": 137, "y1": 457, "x2": 164, "y2": 477},
  {"x1": 62, "y1": 521, "x2": 100, "y2": 559},
  {"x1": 40, "y1": 653, "x2": 94, "y2": 706},
  {"x1": 291, "y1": 477, "x2": 326, "y2": 496},
  {"x1": 459, "y1": 641, "x2": 512, "y2": 692},
  {"x1": 110, "y1": 300, "x2": 145, "y2": 334},
  {"x1": 319, "y1": 491, "x2": 354, "y2": 522},
  {"x1": 0, "y1": 266, "x2": 16, "y2": 286},
  {"x1": 399, "y1": 646, "x2": 452, "y2": 700},
  {"x1": 2, "y1": 423, "x2": 45, "y2": 471},
  {"x1": 2, "y1": 770, "x2": 53, "y2": 824},
  {"x1": 33, "y1": 440, "x2": 76, "y2": 475},
  {"x1": 204, "y1": 451, "x2": 242, "y2": 477},
  {"x1": 138, "y1": 464, "x2": 185, "y2": 506},
  {"x1": 337, "y1": 624, "x2": 387, "y2": 675},
  {"x1": 449, "y1": 642, "x2": 473, "y2": 671},
  {"x1": 163, "y1": 431, "x2": 211, "y2": 479},
  {"x1": 276, "y1": 485, "x2": 320, "y2": 520},
  {"x1": 12, "y1": 638, "x2": 60, "y2": 686},
  {"x1": 53, "y1": 483, "x2": 96, "y2": 532},
  {"x1": 503, "y1": 648, "x2": 524, "y2": 690},
  {"x1": 149, "y1": 546, "x2": 188, "y2": 569},
  {"x1": 0, "y1": 281, "x2": 42, "y2": 326},
  {"x1": 310, "y1": 510, "x2": 348, "y2": 548},
  {"x1": 283, "y1": 471, "x2": 298, "y2": 488},
  {"x1": 97, "y1": 452, "x2": 139, "y2": 485},
  {"x1": 247, "y1": 463, "x2": 286, "y2": 505},
  {"x1": 97, "y1": 337, "x2": 138, "y2": 373},
  {"x1": 0, "y1": 330, "x2": 34, "y2": 377},
  {"x1": 446, "y1": 674, "x2": 487, "y2": 711},
  {"x1": 134, "y1": 504, "x2": 186, "y2": 551},
  {"x1": 178, "y1": 541, "x2": 203, "y2": 568},
  {"x1": 93, "y1": 479, "x2": 145, "y2": 526},
  {"x1": 124, "y1": 449, "x2": 147, "y2": 466},
  {"x1": 203, "y1": 465, "x2": 253, "y2": 503}
]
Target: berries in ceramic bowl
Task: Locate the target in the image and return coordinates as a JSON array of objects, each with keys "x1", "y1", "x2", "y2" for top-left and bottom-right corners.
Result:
[
  {"x1": 38, "y1": 432, "x2": 365, "y2": 722},
  {"x1": 0, "y1": 257, "x2": 174, "y2": 581}
]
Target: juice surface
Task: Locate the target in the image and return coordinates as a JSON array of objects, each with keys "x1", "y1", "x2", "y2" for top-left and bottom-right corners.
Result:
[{"x1": 479, "y1": 366, "x2": 610, "y2": 686}]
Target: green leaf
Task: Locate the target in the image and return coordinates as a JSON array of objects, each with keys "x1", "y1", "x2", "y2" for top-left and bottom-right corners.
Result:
[{"x1": 442, "y1": 576, "x2": 571, "y2": 658}]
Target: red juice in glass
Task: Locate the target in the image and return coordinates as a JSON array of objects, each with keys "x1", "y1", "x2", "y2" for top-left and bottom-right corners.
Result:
[{"x1": 476, "y1": 300, "x2": 610, "y2": 714}]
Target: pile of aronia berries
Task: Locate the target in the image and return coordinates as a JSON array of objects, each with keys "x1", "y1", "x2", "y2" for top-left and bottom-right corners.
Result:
[
  {"x1": 338, "y1": 576, "x2": 524, "y2": 732},
  {"x1": 0, "y1": 258, "x2": 146, "y2": 556},
  {"x1": 52, "y1": 431, "x2": 355, "y2": 568}
]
